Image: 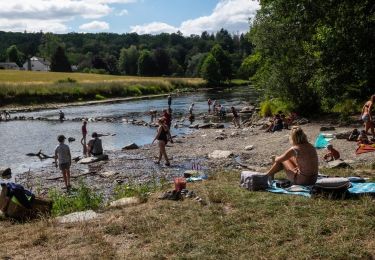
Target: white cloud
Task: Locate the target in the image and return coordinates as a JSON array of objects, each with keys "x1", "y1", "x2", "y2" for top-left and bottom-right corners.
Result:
[
  {"x1": 79, "y1": 21, "x2": 110, "y2": 31},
  {"x1": 117, "y1": 9, "x2": 129, "y2": 16},
  {"x1": 131, "y1": 0, "x2": 260, "y2": 35},
  {"x1": 130, "y1": 22, "x2": 177, "y2": 35},
  {"x1": 0, "y1": 0, "x2": 136, "y2": 33}
]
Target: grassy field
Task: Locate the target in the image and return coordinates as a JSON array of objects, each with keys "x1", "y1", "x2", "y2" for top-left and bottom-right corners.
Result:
[
  {"x1": 0, "y1": 168, "x2": 374, "y2": 259},
  {"x1": 0, "y1": 70, "x2": 205, "y2": 106}
]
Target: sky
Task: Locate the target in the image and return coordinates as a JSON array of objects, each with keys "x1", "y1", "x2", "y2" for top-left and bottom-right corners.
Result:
[{"x1": 0, "y1": 0, "x2": 260, "y2": 35}]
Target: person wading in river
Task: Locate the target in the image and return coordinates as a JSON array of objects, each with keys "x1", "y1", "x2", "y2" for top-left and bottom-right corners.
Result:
[
  {"x1": 152, "y1": 118, "x2": 171, "y2": 166},
  {"x1": 168, "y1": 94, "x2": 172, "y2": 108},
  {"x1": 54, "y1": 135, "x2": 72, "y2": 190},
  {"x1": 81, "y1": 120, "x2": 88, "y2": 156}
]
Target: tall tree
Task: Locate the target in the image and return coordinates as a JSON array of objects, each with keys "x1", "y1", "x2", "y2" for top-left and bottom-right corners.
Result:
[
  {"x1": 6, "y1": 45, "x2": 23, "y2": 66},
  {"x1": 153, "y1": 48, "x2": 171, "y2": 75},
  {"x1": 211, "y1": 44, "x2": 232, "y2": 81},
  {"x1": 50, "y1": 46, "x2": 72, "y2": 72},
  {"x1": 201, "y1": 54, "x2": 220, "y2": 85},
  {"x1": 118, "y1": 45, "x2": 139, "y2": 75},
  {"x1": 137, "y1": 50, "x2": 156, "y2": 76}
]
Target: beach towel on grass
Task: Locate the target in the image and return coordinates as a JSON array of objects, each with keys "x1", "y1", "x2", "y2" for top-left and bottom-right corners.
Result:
[
  {"x1": 348, "y1": 183, "x2": 375, "y2": 195},
  {"x1": 267, "y1": 181, "x2": 312, "y2": 198},
  {"x1": 314, "y1": 133, "x2": 333, "y2": 149},
  {"x1": 355, "y1": 144, "x2": 375, "y2": 155}
]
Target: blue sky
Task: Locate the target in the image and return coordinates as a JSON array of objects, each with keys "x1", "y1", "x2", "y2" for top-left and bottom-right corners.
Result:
[{"x1": 0, "y1": 0, "x2": 260, "y2": 35}]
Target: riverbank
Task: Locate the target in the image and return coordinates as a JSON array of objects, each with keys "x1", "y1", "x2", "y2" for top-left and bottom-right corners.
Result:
[
  {"x1": 0, "y1": 70, "x2": 206, "y2": 107},
  {"x1": 2, "y1": 118, "x2": 375, "y2": 258},
  {"x1": 15, "y1": 115, "x2": 375, "y2": 198}
]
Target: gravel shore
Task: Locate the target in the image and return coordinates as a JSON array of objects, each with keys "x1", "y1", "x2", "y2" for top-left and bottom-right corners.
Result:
[{"x1": 16, "y1": 118, "x2": 374, "y2": 199}]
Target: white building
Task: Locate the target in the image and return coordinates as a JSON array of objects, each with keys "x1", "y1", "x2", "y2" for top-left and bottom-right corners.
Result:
[
  {"x1": 23, "y1": 56, "x2": 50, "y2": 71},
  {"x1": 0, "y1": 62, "x2": 20, "y2": 70}
]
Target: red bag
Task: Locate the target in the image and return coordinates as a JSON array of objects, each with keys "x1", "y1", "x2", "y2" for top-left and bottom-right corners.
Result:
[{"x1": 174, "y1": 177, "x2": 186, "y2": 192}]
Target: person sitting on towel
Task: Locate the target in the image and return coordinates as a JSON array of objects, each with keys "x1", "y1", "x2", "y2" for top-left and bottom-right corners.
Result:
[
  {"x1": 266, "y1": 126, "x2": 318, "y2": 185},
  {"x1": 87, "y1": 132, "x2": 103, "y2": 156},
  {"x1": 323, "y1": 144, "x2": 340, "y2": 162},
  {"x1": 357, "y1": 130, "x2": 370, "y2": 145}
]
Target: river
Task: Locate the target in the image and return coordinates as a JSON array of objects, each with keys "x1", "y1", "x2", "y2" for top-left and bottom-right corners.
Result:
[{"x1": 0, "y1": 86, "x2": 258, "y2": 175}]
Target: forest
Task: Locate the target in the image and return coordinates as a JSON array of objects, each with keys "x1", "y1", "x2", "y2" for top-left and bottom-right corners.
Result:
[{"x1": 0, "y1": 29, "x2": 251, "y2": 82}]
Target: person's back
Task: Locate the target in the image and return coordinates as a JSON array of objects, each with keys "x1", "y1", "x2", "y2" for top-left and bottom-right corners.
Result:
[
  {"x1": 55, "y1": 143, "x2": 71, "y2": 165},
  {"x1": 293, "y1": 143, "x2": 318, "y2": 183},
  {"x1": 88, "y1": 137, "x2": 103, "y2": 156}
]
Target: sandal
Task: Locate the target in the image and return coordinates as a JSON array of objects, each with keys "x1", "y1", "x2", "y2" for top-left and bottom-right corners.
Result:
[
  {"x1": 165, "y1": 162, "x2": 171, "y2": 167},
  {"x1": 154, "y1": 161, "x2": 160, "y2": 164}
]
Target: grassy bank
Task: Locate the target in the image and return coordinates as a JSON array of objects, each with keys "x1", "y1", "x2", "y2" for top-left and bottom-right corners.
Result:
[
  {"x1": 0, "y1": 70, "x2": 205, "y2": 106},
  {"x1": 0, "y1": 169, "x2": 374, "y2": 259}
]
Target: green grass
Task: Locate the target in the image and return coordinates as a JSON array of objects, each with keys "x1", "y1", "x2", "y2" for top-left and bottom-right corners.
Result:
[
  {"x1": 48, "y1": 181, "x2": 103, "y2": 216},
  {"x1": 117, "y1": 170, "x2": 375, "y2": 259},
  {"x1": 0, "y1": 70, "x2": 205, "y2": 105}
]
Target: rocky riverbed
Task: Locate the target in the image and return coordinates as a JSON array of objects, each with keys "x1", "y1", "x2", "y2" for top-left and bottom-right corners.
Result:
[{"x1": 14, "y1": 113, "x2": 375, "y2": 200}]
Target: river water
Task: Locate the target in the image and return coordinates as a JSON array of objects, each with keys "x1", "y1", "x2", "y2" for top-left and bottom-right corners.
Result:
[{"x1": 0, "y1": 86, "x2": 258, "y2": 174}]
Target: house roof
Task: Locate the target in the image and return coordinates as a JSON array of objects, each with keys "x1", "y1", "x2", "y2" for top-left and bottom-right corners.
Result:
[
  {"x1": 0, "y1": 62, "x2": 19, "y2": 67},
  {"x1": 30, "y1": 56, "x2": 50, "y2": 66}
]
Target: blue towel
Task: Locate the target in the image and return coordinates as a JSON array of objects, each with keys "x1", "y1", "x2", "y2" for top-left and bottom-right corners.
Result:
[
  {"x1": 267, "y1": 181, "x2": 312, "y2": 197},
  {"x1": 314, "y1": 133, "x2": 329, "y2": 149},
  {"x1": 348, "y1": 183, "x2": 375, "y2": 194}
]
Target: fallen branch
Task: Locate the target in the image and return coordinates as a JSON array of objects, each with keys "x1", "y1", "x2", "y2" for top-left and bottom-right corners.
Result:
[{"x1": 26, "y1": 150, "x2": 54, "y2": 160}]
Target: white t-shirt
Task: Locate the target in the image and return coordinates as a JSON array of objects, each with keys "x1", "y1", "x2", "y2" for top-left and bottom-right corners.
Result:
[{"x1": 55, "y1": 143, "x2": 71, "y2": 165}]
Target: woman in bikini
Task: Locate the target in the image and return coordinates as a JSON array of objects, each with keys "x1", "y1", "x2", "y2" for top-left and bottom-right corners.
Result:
[
  {"x1": 361, "y1": 95, "x2": 375, "y2": 140},
  {"x1": 266, "y1": 126, "x2": 318, "y2": 185},
  {"x1": 152, "y1": 118, "x2": 171, "y2": 166}
]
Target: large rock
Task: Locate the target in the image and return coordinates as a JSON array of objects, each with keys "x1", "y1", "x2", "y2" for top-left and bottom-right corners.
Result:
[
  {"x1": 245, "y1": 145, "x2": 254, "y2": 151},
  {"x1": 56, "y1": 210, "x2": 99, "y2": 223},
  {"x1": 122, "y1": 143, "x2": 139, "y2": 150},
  {"x1": 198, "y1": 123, "x2": 213, "y2": 129},
  {"x1": 99, "y1": 171, "x2": 118, "y2": 178},
  {"x1": 211, "y1": 123, "x2": 225, "y2": 129},
  {"x1": 209, "y1": 150, "x2": 233, "y2": 159},
  {"x1": 320, "y1": 126, "x2": 335, "y2": 131},
  {"x1": 335, "y1": 131, "x2": 352, "y2": 139},
  {"x1": 240, "y1": 106, "x2": 255, "y2": 113},
  {"x1": 78, "y1": 154, "x2": 109, "y2": 164},
  {"x1": 109, "y1": 197, "x2": 141, "y2": 208},
  {"x1": 0, "y1": 168, "x2": 11, "y2": 178},
  {"x1": 327, "y1": 160, "x2": 352, "y2": 169}
]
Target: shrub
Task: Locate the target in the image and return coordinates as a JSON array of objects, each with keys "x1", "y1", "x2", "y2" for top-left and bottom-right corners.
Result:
[
  {"x1": 259, "y1": 99, "x2": 294, "y2": 117},
  {"x1": 57, "y1": 77, "x2": 77, "y2": 84},
  {"x1": 49, "y1": 181, "x2": 103, "y2": 216}
]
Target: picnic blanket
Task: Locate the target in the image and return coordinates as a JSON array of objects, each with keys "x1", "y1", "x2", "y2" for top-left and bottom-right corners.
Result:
[
  {"x1": 267, "y1": 180, "x2": 375, "y2": 197},
  {"x1": 348, "y1": 182, "x2": 375, "y2": 194},
  {"x1": 355, "y1": 144, "x2": 375, "y2": 155},
  {"x1": 267, "y1": 182, "x2": 312, "y2": 197}
]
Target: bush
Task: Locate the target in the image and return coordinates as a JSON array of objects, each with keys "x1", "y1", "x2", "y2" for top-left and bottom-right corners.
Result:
[
  {"x1": 95, "y1": 94, "x2": 106, "y2": 100},
  {"x1": 260, "y1": 99, "x2": 294, "y2": 117},
  {"x1": 49, "y1": 181, "x2": 103, "y2": 216},
  {"x1": 57, "y1": 77, "x2": 77, "y2": 84}
]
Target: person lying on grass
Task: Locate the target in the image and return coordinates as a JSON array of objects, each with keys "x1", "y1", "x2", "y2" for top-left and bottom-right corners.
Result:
[
  {"x1": 323, "y1": 144, "x2": 340, "y2": 162},
  {"x1": 266, "y1": 126, "x2": 318, "y2": 185}
]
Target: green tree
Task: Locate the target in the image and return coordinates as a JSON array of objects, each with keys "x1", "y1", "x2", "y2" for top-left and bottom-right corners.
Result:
[
  {"x1": 211, "y1": 44, "x2": 232, "y2": 81},
  {"x1": 201, "y1": 54, "x2": 220, "y2": 85},
  {"x1": 137, "y1": 50, "x2": 156, "y2": 76},
  {"x1": 50, "y1": 46, "x2": 72, "y2": 72},
  {"x1": 153, "y1": 48, "x2": 171, "y2": 76},
  {"x1": 39, "y1": 33, "x2": 62, "y2": 59},
  {"x1": 118, "y1": 45, "x2": 139, "y2": 75},
  {"x1": 6, "y1": 45, "x2": 23, "y2": 66}
]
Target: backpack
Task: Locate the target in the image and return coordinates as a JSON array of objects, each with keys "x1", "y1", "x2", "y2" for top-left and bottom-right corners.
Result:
[{"x1": 240, "y1": 171, "x2": 270, "y2": 191}]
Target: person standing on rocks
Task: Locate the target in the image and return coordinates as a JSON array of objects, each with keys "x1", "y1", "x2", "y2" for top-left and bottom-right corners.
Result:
[
  {"x1": 361, "y1": 95, "x2": 375, "y2": 140},
  {"x1": 189, "y1": 103, "x2": 194, "y2": 115},
  {"x1": 168, "y1": 94, "x2": 172, "y2": 108},
  {"x1": 54, "y1": 135, "x2": 72, "y2": 190},
  {"x1": 208, "y1": 98, "x2": 212, "y2": 113},
  {"x1": 81, "y1": 120, "x2": 88, "y2": 156},
  {"x1": 231, "y1": 106, "x2": 241, "y2": 128},
  {"x1": 152, "y1": 118, "x2": 171, "y2": 166}
]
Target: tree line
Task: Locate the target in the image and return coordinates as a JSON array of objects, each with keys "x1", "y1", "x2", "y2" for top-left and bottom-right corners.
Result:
[
  {"x1": 0, "y1": 29, "x2": 253, "y2": 83},
  {"x1": 246, "y1": 0, "x2": 375, "y2": 114}
]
